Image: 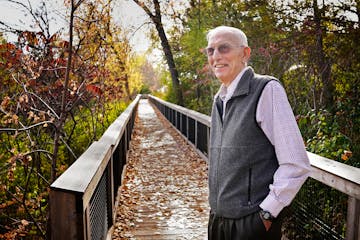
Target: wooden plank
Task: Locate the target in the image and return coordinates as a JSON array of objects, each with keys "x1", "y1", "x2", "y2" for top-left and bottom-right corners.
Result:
[
  {"x1": 346, "y1": 197, "x2": 360, "y2": 240},
  {"x1": 308, "y1": 151, "x2": 360, "y2": 185},
  {"x1": 309, "y1": 165, "x2": 360, "y2": 199},
  {"x1": 308, "y1": 152, "x2": 360, "y2": 199},
  {"x1": 82, "y1": 142, "x2": 113, "y2": 211},
  {"x1": 51, "y1": 142, "x2": 112, "y2": 201},
  {"x1": 100, "y1": 95, "x2": 141, "y2": 147}
]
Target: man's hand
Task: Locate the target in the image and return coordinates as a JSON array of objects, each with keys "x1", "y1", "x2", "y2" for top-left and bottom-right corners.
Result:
[
  {"x1": 261, "y1": 218, "x2": 272, "y2": 231},
  {"x1": 259, "y1": 210, "x2": 273, "y2": 231}
]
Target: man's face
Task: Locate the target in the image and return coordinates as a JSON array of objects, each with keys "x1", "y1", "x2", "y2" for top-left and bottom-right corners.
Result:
[{"x1": 207, "y1": 33, "x2": 247, "y2": 86}]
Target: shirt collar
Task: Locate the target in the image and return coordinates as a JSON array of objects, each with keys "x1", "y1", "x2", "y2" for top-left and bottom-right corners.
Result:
[{"x1": 216, "y1": 66, "x2": 250, "y2": 101}]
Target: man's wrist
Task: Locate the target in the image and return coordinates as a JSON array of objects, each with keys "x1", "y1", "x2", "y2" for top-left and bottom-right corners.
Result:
[
  {"x1": 259, "y1": 209, "x2": 275, "y2": 222},
  {"x1": 260, "y1": 194, "x2": 284, "y2": 218}
]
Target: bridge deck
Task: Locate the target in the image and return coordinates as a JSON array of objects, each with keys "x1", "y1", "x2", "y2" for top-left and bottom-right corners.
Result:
[{"x1": 112, "y1": 99, "x2": 209, "y2": 240}]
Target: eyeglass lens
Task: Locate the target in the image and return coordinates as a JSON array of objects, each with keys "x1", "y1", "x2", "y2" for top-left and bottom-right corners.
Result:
[{"x1": 206, "y1": 44, "x2": 231, "y2": 56}]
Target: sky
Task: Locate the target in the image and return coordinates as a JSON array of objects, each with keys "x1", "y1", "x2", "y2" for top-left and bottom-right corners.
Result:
[
  {"x1": 0, "y1": 0, "x2": 152, "y2": 53},
  {"x1": 114, "y1": 1, "x2": 151, "y2": 53}
]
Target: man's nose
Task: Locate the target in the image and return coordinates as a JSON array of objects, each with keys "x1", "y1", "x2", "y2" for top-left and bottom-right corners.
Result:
[{"x1": 212, "y1": 48, "x2": 221, "y2": 59}]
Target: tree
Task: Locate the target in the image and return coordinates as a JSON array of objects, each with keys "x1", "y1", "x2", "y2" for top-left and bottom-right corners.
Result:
[
  {"x1": 132, "y1": 0, "x2": 184, "y2": 105},
  {"x1": 0, "y1": 0, "x2": 134, "y2": 237},
  {"x1": 175, "y1": 0, "x2": 358, "y2": 163}
]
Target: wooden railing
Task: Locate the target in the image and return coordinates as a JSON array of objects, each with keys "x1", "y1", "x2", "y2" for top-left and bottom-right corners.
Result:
[
  {"x1": 148, "y1": 94, "x2": 360, "y2": 240},
  {"x1": 49, "y1": 95, "x2": 141, "y2": 240},
  {"x1": 48, "y1": 94, "x2": 359, "y2": 240}
]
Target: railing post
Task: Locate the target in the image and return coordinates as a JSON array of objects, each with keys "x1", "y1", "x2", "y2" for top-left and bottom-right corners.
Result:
[
  {"x1": 50, "y1": 191, "x2": 83, "y2": 239},
  {"x1": 175, "y1": 111, "x2": 178, "y2": 129},
  {"x1": 84, "y1": 206, "x2": 90, "y2": 239},
  {"x1": 179, "y1": 112, "x2": 182, "y2": 133},
  {"x1": 207, "y1": 127, "x2": 210, "y2": 158},
  {"x1": 107, "y1": 158, "x2": 114, "y2": 227},
  {"x1": 346, "y1": 196, "x2": 360, "y2": 240},
  {"x1": 195, "y1": 121, "x2": 198, "y2": 148},
  {"x1": 187, "y1": 117, "x2": 190, "y2": 141}
]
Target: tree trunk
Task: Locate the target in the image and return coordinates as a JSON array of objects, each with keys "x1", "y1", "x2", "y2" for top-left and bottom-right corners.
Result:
[
  {"x1": 154, "y1": 22, "x2": 183, "y2": 105},
  {"x1": 132, "y1": 0, "x2": 184, "y2": 105},
  {"x1": 313, "y1": 0, "x2": 333, "y2": 108}
]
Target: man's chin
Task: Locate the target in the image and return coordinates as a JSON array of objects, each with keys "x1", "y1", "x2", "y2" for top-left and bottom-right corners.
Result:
[{"x1": 215, "y1": 74, "x2": 229, "y2": 83}]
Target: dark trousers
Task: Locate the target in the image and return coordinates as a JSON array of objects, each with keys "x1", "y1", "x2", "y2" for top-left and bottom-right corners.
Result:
[{"x1": 208, "y1": 211, "x2": 282, "y2": 240}]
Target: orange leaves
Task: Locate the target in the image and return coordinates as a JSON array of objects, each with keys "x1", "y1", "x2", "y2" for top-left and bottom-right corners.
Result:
[
  {"x1": 0, "y1": 218, "x2": 30, "y2": 239},
  {"x1": 0, "y1": 42, "x2": 16, "y2": 52},
  {"x1": 18, "y1": 31, "x2": 52, "y2": 52},
  {"x1": 18, "y1": 94, "x2": 29, "y2": 104},
  {"x1": 27, "y1": 110, "x2": 48, "y2": 124},
  {"x1": 11, "y1": 114, "x2": 19, "y2": 125},
  {"x1": 86, "y1": 84, "x2": 103, "y2": 96},
  {"x1": 21, "y1": 220, "x2": 29, "y2": 227},
  {"x1": 1, "y1": 96, "x2": 11, "y2": 110},
  {"x1": 20, "y1": 31, "x2": 40, "y2": 46},
  {"x1": 53, "y1": 57, "x2": 67, "y2": 66},
  {"x1": 58, "y1": 40, "x2": 70, "y2": 49},
  {"x1": 49, "y1": 33, "x2": 58, "y2": 44},
  {"x1": 0, "y1": 43, "x2": 22, "y2": 68},
  {"x1": 2, "y1": 113, "x2": 20, "y2": 126},
  {"x1": 0, "y1": 200, "x2": 16, "y2": 210},
  {"x1": 341, "y1": 150, "x2": 352, "y2": 161}
]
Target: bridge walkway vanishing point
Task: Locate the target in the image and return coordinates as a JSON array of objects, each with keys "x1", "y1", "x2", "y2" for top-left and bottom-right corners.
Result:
[{"x1": 112, "y1": 99, "x2": 209, "y2": 240}]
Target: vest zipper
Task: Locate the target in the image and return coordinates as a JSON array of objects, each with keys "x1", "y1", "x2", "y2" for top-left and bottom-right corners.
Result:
[
  {"x1": 248, "y1": 168, "x2": 252, "y2": 205},
  {"x1": 216, "y1": 120, "x2": 224, "y2": 214}
]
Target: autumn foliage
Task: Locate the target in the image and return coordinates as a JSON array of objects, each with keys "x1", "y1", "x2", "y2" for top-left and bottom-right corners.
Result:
[
  {"x1": 0, "y1": 0, "x2": 143, "y2": 238},
  {"x1": 0, "y1": 0, "x2": 359, "y2": 238}
]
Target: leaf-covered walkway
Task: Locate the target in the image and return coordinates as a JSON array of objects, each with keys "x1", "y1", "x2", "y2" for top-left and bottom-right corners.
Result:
[{"x1": 112, "y1": 99, "x2": 209, "y2": 240}]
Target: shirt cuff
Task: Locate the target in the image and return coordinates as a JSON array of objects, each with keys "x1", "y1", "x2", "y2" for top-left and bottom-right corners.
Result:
[{"x1": 259, "y1": 194, "x2": 285, "y2": 218}]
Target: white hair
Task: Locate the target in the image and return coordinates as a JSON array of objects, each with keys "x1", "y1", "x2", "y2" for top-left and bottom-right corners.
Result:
[{"x1": 206, "y1": 26, "x2": 248, "y2": 47}]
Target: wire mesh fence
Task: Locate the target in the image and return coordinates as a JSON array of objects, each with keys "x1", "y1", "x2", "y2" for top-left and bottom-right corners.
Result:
[{"x1": 284, "y1": 178, "x2": 347, "y2": 239}]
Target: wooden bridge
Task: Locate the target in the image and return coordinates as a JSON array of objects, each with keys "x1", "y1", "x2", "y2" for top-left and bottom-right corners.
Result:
[{"x1": 49, "y1": 95, "x2": 360, "y2": 240}]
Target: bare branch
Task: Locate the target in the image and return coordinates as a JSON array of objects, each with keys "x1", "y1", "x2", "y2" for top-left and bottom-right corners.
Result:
[
  {"x1": 11, "y1": 75, "x2": 60, "y2": 119},
  {"x1": 60, "y1": 136, "x2": 77, "y2": 159},
  {"x1": 0, "y1": 120, "x2": 55, "y2": 132}
]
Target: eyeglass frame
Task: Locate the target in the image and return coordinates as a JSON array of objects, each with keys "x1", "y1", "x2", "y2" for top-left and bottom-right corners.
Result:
[{"x1": 204, "y1": 43, "x2": 246, "y2": 57}]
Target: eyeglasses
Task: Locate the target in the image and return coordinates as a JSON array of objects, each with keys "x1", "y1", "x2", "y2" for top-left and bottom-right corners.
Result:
[{"x1": 204, "y1": 43, "x2": 245, "y2": 57}]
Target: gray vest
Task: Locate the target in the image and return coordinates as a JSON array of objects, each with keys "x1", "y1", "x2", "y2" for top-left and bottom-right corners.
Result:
[{"x1": 209, "y1": 67, "x2": 279, "y2": 218}]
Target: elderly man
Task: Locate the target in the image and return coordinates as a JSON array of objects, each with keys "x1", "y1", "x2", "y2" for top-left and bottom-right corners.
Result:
[{"x1": 206, "y1": 26, "x2": 311, "y2": 240}]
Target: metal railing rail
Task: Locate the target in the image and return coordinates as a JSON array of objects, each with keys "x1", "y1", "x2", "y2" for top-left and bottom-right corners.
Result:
[
  {"x1": 148, "y1": 94, "x2": 360, "y2": 240},
  {"x1": 49, "y1": 95, "x2": 141, "y2": 240}
]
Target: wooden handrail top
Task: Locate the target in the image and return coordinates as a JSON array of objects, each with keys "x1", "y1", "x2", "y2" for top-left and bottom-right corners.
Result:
[
  {"x1": 99, "y1": 95, "x2": 141, "y2": 147},
  {"x1": 309, "y1": 151, "x2": 360, "y2": 199},
  {"x1": 50, "y1": 141, "x2": 112, "y2": 193},
  {"x1": 308, "y1": 151, "x2": 360, "y2": 185},
  {"x1": 50, "y1": 95, "x2": 141, "y2": 195}
]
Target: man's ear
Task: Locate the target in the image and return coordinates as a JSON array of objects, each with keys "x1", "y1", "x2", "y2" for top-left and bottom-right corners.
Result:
[{"x1": 243, "y1": 46, "x2": 251, "y2": 62}]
